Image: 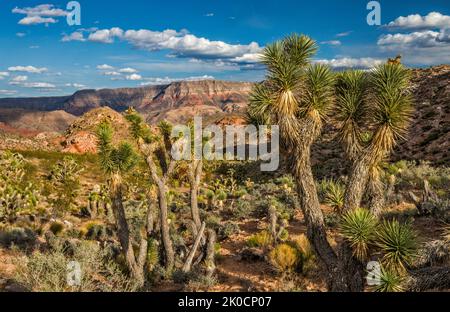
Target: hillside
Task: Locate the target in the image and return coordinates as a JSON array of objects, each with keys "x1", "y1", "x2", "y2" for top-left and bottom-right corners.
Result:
[{"x1": 0, "y1": 66, "x2": 448, "y2": 164}]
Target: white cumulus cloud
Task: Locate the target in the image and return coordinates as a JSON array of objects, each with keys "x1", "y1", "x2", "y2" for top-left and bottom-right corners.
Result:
[
  {"x1": 8, "y1": 66, "x2": 48, "y2": 74},
  {"x1": 63, "y1": 27, "x2": 263, "y2": 67},
  {"x1": 0, "y1": 90, "x2": 18, "y2": 96},
  {"x1": 119, "y1": 67, "x2": 138, "y2": 73},
  {"x1": 12, "y1": 4, "x2": 68, "y2": 25},
  {"x1": 315, "y1": 57, "x2": 384, "y2": 69},
  {"x1": 321, "y1": 40, "x2": 342, "y2": 46},
  {"x1": 9, "y1": 75, "x2": 28, "y2": 85},
  {"x1": 23, "y1": 82, "x2": 56, "y2": 89},
  {"x1": 386, "y1": 12, "x2": 450, "y2": 30},
  {"x1": 62, "y1": 31, "x2": 86, "y2": 42},
  {"x1": 65, "y1": 83, "x2": 86, "y2": 89},
  {"x1": 97, "y1": 64, "x2": 115, "y2": 70},
  {"x1": 140, "y1": 75, "x2": 215, "y2": 86},
  {"x1": 125, "y1": 74, "x2": 142, "y2": 81}
]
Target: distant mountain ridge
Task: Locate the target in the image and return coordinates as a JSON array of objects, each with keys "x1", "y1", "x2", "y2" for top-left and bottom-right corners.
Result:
[{"x1": 0, "y1": 80, "x2": 254, "y2": 118}]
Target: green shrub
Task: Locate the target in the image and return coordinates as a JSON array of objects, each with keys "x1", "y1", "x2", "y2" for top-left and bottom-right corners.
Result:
[
  {"x1": 232, "y1": 199, "x2": 253, "y2": 220},
  {"x1": 49, "y1": 222, "x2": 65, "y2": 236},
  {"x1": 217, "y1": 222, "x2": 240, "y2": 240},
  {"x1": 0, "y1": 226, "x2": 37, "y2": 249},
  {"x1": 14, "y1": 240, "x2": 136, "y2": 292}
]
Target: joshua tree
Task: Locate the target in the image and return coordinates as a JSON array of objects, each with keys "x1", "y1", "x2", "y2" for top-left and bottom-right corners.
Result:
[
  {"x1": 336, "y1": 65, "x2": 413, "y2": 215},
  {"x1": 96, "y1": 122, "x2": 148, "y2": 286},
  {"x1": 248, "y1": 34, "x2": 415, "y2": 291},
  {"x1": 125, "y1": 112, "x2": 176, "y2": 271},
  {"x1": 249, "y1": 34, "x2": 345, "y2": 289}
]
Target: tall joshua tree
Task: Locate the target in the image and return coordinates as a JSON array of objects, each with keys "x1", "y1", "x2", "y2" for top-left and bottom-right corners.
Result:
[
  {"x1": 125, "y1": 112, "x2": 176, "y2": 271},
  {"x1": 249, "y1": 34, "x2": 343, "y2": 290},
  {"x1": 96, "y1": 122, "x2": 148, "y2": 286},
  {"x1": 337, "y1": 64, "x2": 413, "y2": 214},
  {"x1": 248, "y1": 34, "x2": 414, "y2": 291}
]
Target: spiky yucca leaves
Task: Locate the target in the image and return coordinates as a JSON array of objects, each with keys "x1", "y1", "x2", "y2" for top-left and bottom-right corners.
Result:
[
  {"x1": 251, "y1": 34, "x2": 325, "y2": 149},
  {"x1": 340, "y1": 208, "x2": 378, "y2": 261},
  {"x1": 97, "y1": 122, "x2": 138, "y2": 174},
  {"x1": 323, "y1": 179, "x2": 345, "y2": 212},
  {"x1": 335, "y1": 70, "x2": 369, "y2": 158},
  {"x1": 301, "y1": 64, "x2": 335, "y2": 123},
  {"x1": 247, "y1": 82, "x2": 273, "y2": 125},
  {"x1": 373, "y1": 265, "x2": 405, "y2": 292},
  {"x1": 125, "y1": 112, "x2": 154, "y2": 144},
  {"x1": 376, "y1": 220, "x2": 418, "y2": 271},
  {"x1": 367, "y1": 64, "x2": 413, "y2": 163}
]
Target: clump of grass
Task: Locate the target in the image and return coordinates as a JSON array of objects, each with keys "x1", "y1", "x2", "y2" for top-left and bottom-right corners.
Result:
[
  {"x1": 247, "y1": 230, "x2": 273, "y2": 249},
  {"x1": 269, "y1": 243, "x2": 301, "y2": 274},
  {"x1": 49, "y1": 222, "x2": 65, "y2": 236}
]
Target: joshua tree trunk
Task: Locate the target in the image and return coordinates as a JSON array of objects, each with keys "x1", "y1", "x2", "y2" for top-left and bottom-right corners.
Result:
[
  {"x1": 367, "y1": 168, "x2": 385, "y2": 218},
  {"x1": 183, "y1": 221, "x2": 206, "y2": 272},
  {"x1": 145, "y1": 153, "x2": 176, "y2": 271},
  {"x1": 109, "y1": 173, "x2": 147, "y2": 286},
  {"x1": 406, "y1": 267, "x2": 450, "y2": 291},
  {"x1": 205, "y1": 229, "x2": 217, "y2": 278},
  {"x1": 188, "y1": 159, "x2": 202, "y2": 231},
  {"x1": 342, "y1": 153, "x2": 372, "y2": 213},
  {"x1": 156, "y1": 182, "x2": 174, "y2": 271}
]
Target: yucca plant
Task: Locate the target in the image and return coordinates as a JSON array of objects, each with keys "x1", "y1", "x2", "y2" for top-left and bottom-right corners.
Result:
[
  {"x1": 323, "y1": 179, "x2": 345, "y2": 212},
  {"x1": 248, "y1": 34, "x2": 342, "y2": 289},
  {"x1": 339, "y1": 63, "x2": 413, "y2": 213},
  {"x1": 376, "y1": 219, "x2": 418, "y2": 271},
  {"x1": 335, "y1": 70, "x2": 368, "y2": 159},
  {"x1": 340, "y1": 208, "x2": 378, "y2": 261},
  {"x1": 372, "y1": 265, "x2": 405, "y2": 292},
  {"x1": 96, "y1": 122, "x2": 147, "y2": 286}
]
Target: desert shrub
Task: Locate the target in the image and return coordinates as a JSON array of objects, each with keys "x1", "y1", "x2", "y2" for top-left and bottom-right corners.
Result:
[
  {"x1": 146, "y1": 238, "x2": 160, "y2": 272},
  {"x1": 269, "y1": 243, "x2": 301, "y2": 274},
  {"x1": 324, "y1": 212, "x2": 340, "y2": 227},
  {"x1": 318, "y1": 179, "x2": 345, "y2": 211},
  {"x1": 292, "y1": 235, "x2": 316, "y2": 272},
  {"x1": 85, "y1": 222, "x2": 110, "y2": 241},
  {"x1": 49, "y1": 222, "x2": 65, "y2": 236},
  {"x1": 340, "y1": 208, "x2": 378, "y2": 261},
  {"x1": 247, "y1": 230, "x2": 273, "y2": 249},
  {"x1": 232, "y1": 199, "x2": 253, "y2": 220},
  {"x1": 217, "y1": 222, "x2": 240, "y2": 240},
  {"x1": 324, "y1": 180, "x2": 345, "y2": 211},
  {"x1": 47, "y1": 156, "x2": 82, "y2": 215},
  {"x1": 392, "y1": 161, "x2": 450, "y2": 199},
  {"x1": 0, "y1": 226, "x2": 37, "y2": 249},
  {"x1": 15, "y1": 240, "x2": 137, "y2": 291},
  {"x1": 186, "y1": 274, "x2": 217, "y2": 291},
  {"x1": 376, "y1": 220, "x2": 418, "y2": 271},
  {"x1": 0, "y1": 151, "x2": 41, "y2": 220}
]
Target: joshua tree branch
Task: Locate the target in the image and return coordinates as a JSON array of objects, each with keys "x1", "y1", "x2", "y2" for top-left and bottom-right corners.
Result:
[{"x1": 183, "y1": 221, "x2": 206, "y2": 273}]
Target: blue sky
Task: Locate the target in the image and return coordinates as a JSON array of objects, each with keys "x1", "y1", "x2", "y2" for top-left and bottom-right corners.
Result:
[{"x1": 0, "y1": 0, "x2": 449, "y2": 97}]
